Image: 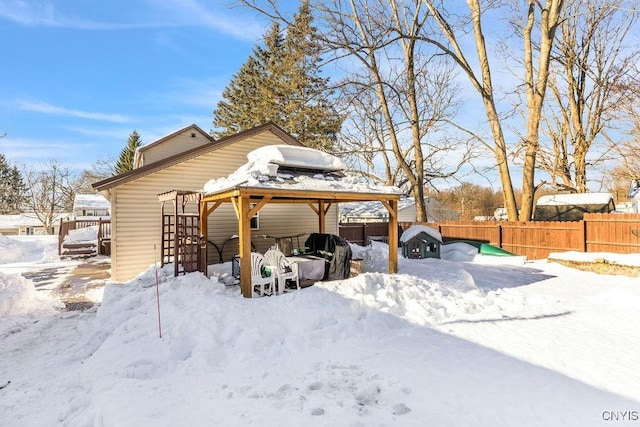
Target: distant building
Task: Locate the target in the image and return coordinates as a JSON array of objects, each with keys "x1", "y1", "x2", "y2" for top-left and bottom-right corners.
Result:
[
  {"x1": 533, "y1": 193, "x2": 615, "y2": 221},
  {"x1": 340, "y1": 196, "x2": 459, "y2": 223},
  {"x1": 72, "y1": 194, "x2": 110, "y2": 219},
  {"x1": 0, "y1": 212, "x2": 67, "y2": 236}
]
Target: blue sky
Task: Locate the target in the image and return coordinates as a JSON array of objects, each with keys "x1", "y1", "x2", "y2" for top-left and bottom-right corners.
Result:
[{"x1": 0, "y1": 0, "x2": 274, "y2": 172}]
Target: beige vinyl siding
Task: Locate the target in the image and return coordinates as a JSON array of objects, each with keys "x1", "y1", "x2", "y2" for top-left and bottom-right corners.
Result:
[
  {"x1": 140, "y1": 128, "x2": 211, "y2": 166},
  {"x1": 398, "y1": 206, "x2": 417, "y2": 223},
  {"x1": 110, "y1": 130, "x2": 337, "y2": 282}
]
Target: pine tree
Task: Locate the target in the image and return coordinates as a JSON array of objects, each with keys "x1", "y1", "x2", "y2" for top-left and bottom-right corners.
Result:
[
  {"x1": 115, "y1": 130, "x2": 142, "y2": 175},
  {"x1": 213, "y1": 1, "x2": 341, "y2": 150},
  {"x1": 0, "y1": 153, "x2": 27, "y2": 214}
]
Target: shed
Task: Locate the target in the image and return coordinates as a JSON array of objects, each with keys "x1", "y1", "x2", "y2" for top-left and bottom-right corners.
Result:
[
  {"x1": 400, "y1": 225, "x2": 442, "y2": 259},
  {"x1": 533, "y1": 193, "x2": 615, "y2": 221}
]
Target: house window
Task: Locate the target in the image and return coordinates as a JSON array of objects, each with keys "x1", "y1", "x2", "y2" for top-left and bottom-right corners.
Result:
[{"x1": 250, "y1": 204, "x2": 259, "y2": 230}]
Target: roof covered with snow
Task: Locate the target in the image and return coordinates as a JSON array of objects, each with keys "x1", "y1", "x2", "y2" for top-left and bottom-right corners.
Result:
[
  {"x1": 0, "y1": 212, "x2": 70, "y2": 229},
  {"x1": 536, "y1": 192, "x2": 613, "y2": 206},
  {"x1": 73, "y1": 193, "x2": 110, "y2": 210},
  {"x1": 202, "y1": 145, "x2": 402, "y2": 197},
  {"x1": 400, "y1": 225, "x2": 443, "y2": 243},
  {"x1": 340, "y1": 198, "x2": 415, "y2": 218}
]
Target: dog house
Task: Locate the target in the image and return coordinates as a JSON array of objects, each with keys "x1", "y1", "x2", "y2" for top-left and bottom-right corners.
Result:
[{"x1": 400, "y1": 225, "x2": 442, "y2": 259}]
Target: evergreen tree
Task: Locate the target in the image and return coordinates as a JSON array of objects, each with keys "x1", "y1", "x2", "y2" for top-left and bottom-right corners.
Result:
[
  {"x1": 213, "y1": 1, "x2": 341, "y2": 150},
  {"x1": 115, "y1": 130, "x2": 142, "y2": 174},
  {"x1": 0, "y1": 153, "x2": 27, "y2": 214}
]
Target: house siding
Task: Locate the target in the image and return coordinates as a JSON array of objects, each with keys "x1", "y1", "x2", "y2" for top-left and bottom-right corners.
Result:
[
  {"x1": 140, "y1": 127, "x2": 212, "y2": 166},
  {"x1": 109, "y1": 131, "x2": 337, "y2": 282}
]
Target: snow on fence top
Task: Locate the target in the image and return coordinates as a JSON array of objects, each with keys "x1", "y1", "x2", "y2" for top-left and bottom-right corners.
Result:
[{"x1": 202, "y1": 145, "x2": 402, "y2": 196}]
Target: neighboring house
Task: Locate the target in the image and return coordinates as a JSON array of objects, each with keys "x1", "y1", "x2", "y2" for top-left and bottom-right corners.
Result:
[
  {"x1": 340, "y1": 196, "x2": 460, "y2": 223},
  {"x1": 93, "y1": 122, "x2": 340, "y2": 282},
  {"x1": 0, "y1": 212, "x2": 67, "y2": 236},
  {"x1": 72, "y1": 193, "x2": 110, "y2": 218}
]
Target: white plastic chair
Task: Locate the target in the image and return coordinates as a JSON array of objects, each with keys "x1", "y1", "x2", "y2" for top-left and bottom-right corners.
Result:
[
  {"x1": 250, "y1": 252, "x2": 276, "y2": 297},
  {"x1": 264, "y1": 249, "x2": 300, "y2": 295}
]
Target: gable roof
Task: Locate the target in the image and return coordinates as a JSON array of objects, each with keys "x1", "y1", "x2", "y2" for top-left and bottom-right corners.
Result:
[
  {"x1": 136, "y1": 123, "x2": 211, "y2": 155},
  {"x1": 93, "y1": 122, "x2": 304, "y2": 192}
]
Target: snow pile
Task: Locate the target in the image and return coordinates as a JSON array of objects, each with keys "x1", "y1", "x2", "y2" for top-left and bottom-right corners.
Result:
[
  {"x1": 441, "y1": 241, "x2": 478, "y2": 261},
  {"x1": 0, "y1": 272, "x2": 64, "y2": 336},
  {"x1": 0, "y1": 234, "x2": 59, "y2": 264},
  {"x1": 202, "y1": 145, "x2": 402, "y2": 196},
  {"x1": 3, "y1": 237, "x2": 640, "y2": 426},
  {"x1": 549, "y1": 251, "x2": 640, "y2": 267},
  {"x1": 247, "y1": 144, "x2": 346, "y2": 171},
  {"x1": 63, "y1": 225, "x2": 98, "y2": 244}
]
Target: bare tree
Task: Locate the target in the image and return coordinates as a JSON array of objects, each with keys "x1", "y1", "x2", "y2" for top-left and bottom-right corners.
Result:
[
  {"x1": 538, "y1": 0, "x2": 639, "y2": 192},
  {"x1": 24, "y1": 160, "x2": 76, "y2": 231},
  {"x1": 419, "y1": 0, "x2": 564, "y2": 220},
  {"x1": 239, "y1": 0, "x2": 477, "y2": 221},
  {"x1": 237, "y1": 0, "x2": 565, "y2": 220}
]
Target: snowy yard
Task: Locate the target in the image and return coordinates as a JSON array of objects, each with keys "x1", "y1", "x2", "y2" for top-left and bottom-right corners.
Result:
[{"x1": 1, "y1": 234, "x2": 639, "y2": 426}]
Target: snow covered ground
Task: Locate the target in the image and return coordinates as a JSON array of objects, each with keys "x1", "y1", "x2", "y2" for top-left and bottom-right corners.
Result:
[{"x1": 1, "y1": 235, "x2": 639, "y2": 426}]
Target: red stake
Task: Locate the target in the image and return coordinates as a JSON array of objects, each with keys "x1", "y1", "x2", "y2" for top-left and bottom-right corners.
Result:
[{"x1": 154, "y1": 244, "x2": 162, "y2": 339}]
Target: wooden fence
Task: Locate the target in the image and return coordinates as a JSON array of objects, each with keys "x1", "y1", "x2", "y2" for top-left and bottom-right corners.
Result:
[{"x1": 339, "y1": 213, "x2": 640, "y2": 260}]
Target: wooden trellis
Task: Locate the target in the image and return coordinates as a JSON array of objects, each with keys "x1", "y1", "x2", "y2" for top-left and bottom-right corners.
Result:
[{"x1": 158, "y1": 190, "x2": 205, "y2": 276}]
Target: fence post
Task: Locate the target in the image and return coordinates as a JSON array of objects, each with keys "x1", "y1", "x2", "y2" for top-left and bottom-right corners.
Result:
[
  {"x1": 581, "y1": 219, "x2": 587, "y2": 252},
  {"x1": 497, "y1": 223, "x2": 503, "y2": 248}
]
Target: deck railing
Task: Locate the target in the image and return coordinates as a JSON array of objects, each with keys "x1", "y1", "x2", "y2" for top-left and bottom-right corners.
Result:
[{"x1": 58, "y1": 217, "x2": 111, "y2": 256}]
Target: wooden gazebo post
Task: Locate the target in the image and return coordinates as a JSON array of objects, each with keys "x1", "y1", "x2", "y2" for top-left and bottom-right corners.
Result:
[
  {"x1": 386, "y1": 199, "x2": 399, "y2": 274},
  {"x1": 238, "y1": 195, "x2": 252, "y2": 298}
]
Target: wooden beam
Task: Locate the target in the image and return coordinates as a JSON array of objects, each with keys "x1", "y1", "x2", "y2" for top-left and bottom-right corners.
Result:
[
  {"x1": 387, "y1": 199, "x2": 398, "y2": 274},
  {"x1": 324, "y1": 202, "x2": 333, "y2": 215},
  {"x1": 230, "y1": 197, "x2": 240, "y2": 220},
  {"x1": 239, "y1": 196, "x2": 252, "y2": 298},
  {"x1": 381, "y1": 200, "x2": 397, "y2": 219},
  {"x1": 307, "y1": 201, "x2": 320, "y2": 215},
  {"x1": 318, "y1": 200, "x2": 326, "y2": 233},
  {"x1": 205, "y1": 201, "x2": 223, "y2": 217},
  {"x1": 247, "y1": 196, "x2": 271, "y2": 218}
]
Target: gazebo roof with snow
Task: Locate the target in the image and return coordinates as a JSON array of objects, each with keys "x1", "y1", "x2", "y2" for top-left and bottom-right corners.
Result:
[{"x1": 161, "y1": 145, "x2": 402, "y2": 298}]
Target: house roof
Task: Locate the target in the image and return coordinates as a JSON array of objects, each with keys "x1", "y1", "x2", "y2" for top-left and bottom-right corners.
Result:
[
  {"x1": 73, "y1": 193, "x2": 110, "y2": 210},
  {"x1": 136, "y1": 123, "x2": 211, "y2": 155},
  {"x1": 0, "y1": 212, "x2": 70, "y2": 228},
  {"x1": 93, "y1": 122, "x2": 304, "y2": 192},
  {"x1": 536, "y1": 192, "x2": 614, "y2": 206}
]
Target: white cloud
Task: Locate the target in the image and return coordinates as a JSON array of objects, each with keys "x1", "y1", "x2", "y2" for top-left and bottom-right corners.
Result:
[
  {"x1": 0, "y1": 0, "x2": 265, "y2": 39},
  {"x1": 16, "y1": 100, "x2": 130, "y2": 123}
]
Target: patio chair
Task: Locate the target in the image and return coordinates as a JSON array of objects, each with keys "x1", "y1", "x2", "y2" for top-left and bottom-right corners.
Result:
[
  {"x1": 250, "y1": 252, "x2": 276, "y2": 297},
  {"x1": 264, "y1": 249, "x2": 300, "y2": 295}
]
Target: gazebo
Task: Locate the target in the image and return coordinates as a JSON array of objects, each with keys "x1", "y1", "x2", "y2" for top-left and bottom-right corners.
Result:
[
  {"x1": 159, "y1": 145, "x2": 402, "y2": 298},
  {"x1": 199, "y1": 185, "x2": 400, "y2": 298}
]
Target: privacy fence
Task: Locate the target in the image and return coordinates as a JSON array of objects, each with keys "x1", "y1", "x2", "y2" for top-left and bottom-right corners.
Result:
[{"x1": 338, "y1": 213, "x2": 640, "y2": 260}]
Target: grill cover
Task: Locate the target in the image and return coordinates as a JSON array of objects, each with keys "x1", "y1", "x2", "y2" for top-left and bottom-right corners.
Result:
[{"x1": 304, "y1": 233, "x2": 353, "y2": 280}]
